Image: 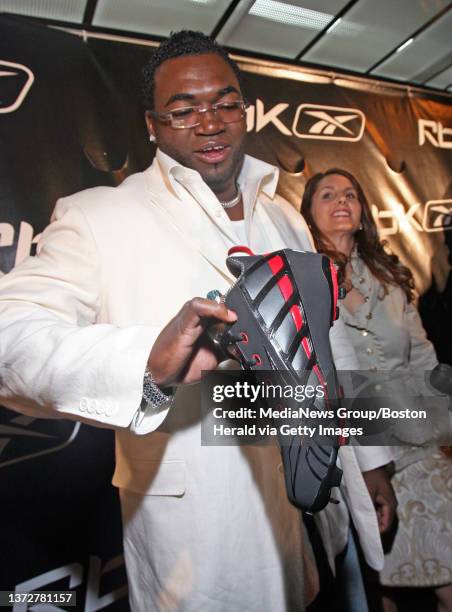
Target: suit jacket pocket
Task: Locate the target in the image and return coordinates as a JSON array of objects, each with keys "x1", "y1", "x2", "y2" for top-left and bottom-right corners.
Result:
[{"x1": 112, "y1": 458, "x2": 186, "y2": 497}]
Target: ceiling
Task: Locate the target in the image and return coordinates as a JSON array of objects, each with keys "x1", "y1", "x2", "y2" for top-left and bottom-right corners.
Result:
[{"x1": 1, "y1": 0, "x2": 451, "y2": 93}]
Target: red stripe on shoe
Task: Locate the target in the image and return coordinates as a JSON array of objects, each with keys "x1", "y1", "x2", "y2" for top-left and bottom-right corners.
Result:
[
  {"x1": 313, "y1": 365, "x2": 329, "y2": 401},
  {"x1": 301, "y1": 336, "x2": 311, "y2": 358},
  {"x1": 267, "y1": 255, "x2": 284, "y2": 275},
  {"x1": 329, "y1": 260, "x2": 339, "y2": 321},
  {"x1": 277, "y1": 275, "x2": 293, "y2": 301},
  {"x1": 290, "y1": 305, "x2": 303, "y2": 331}
]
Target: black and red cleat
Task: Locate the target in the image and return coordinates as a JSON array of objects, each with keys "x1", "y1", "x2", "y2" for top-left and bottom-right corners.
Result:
[{"x1": 210, "y1": 248, "x2": 344, "y2": 513}]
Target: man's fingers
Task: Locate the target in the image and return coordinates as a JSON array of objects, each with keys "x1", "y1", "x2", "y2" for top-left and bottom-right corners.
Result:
[
  {"x1": 362, "y1": 466, "x2": 397, "y2": 533},
  {"x1": 375, "y1": 493, "x2": 392, "y2": 533},
  {"x1": 148, "y1": 297, "x2": 237, "y2": 387},
  {"x1": 179, "y1": 297, "x2": 237, "y2": 333}
]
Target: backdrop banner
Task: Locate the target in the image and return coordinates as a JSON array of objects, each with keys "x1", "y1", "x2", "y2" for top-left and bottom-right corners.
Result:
[{"x1": 0, "y1": 14, "x2": 451, "y2": 611}]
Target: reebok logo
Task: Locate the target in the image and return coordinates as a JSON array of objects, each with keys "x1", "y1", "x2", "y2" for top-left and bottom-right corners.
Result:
[
  {"x1": 247, "y1": 100, "x2": 366, "y2": 142},
  {"x1": 423, "y1": 199, "x2": 452, "y2": 232},
  {"x1": 371, "y1": 199, "x2": 452, "y2": 236},
  {"x1": 293, "y1": 104, "x2": 365, "y2": 141},
  {"x1": 0, "y1": 60, "x2": 34, "y2": 114},
  {"x1": 0, "y1": 410, "x2": 80, "y2": 468},
  {"x1": 418, "y1": 119, "x2": 452, "y2": 149}
]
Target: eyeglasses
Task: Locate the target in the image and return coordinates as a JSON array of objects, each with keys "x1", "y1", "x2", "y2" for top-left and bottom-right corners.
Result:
[{"x1": 151, "y1": 100, "x2": 249, "y2": 129}]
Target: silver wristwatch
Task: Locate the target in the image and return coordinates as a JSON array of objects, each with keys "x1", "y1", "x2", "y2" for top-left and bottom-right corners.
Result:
[{"x1": 142, "y1": 369, "x2": 173, "y2": 409}]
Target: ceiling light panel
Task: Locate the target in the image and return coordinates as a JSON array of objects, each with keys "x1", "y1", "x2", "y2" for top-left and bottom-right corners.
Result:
[
  {"x1": 371, "y1": 10, "x2": 452, "y2": 82},
  {"x1": 220, "y1": 0, "x2": 349, "y2": 58},
  {"x1": 425, "y1": 64, "x2": 452, "y2": 89},
  {"x1": 300, "y1": 0, "x2": 449, "y2": 72},
  {"x1": 0, "y1": 0, "x2": 87, "y2": 22},
  {"x1": 93, "y1": 0, "x2": 230, "y2": 36},
  {"x1": 249, "y1": 0, "x2": 332, "y2": 28}
]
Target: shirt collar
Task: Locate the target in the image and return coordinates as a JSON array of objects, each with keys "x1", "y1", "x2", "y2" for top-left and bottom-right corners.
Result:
[
  {"x1": 349, "y1": 244, "x2": 367, "y2": 277},
  {"x1": 155, "y1": 148, "x2": 279, "y2": 203},
  {"x1": 349, "y1": 244, "x2": 359, "y2": 260},
  {"x1": 237, "y1": 154, "x2": 279, "y2": 199},
  {"x1": 156, "y1": 149, "x2": 202, "y2": 201}
]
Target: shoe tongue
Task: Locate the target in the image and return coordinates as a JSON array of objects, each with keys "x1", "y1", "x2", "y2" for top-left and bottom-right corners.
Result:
[{"x1": 226, "y1": 255, "x2": 246, "y2": 278}]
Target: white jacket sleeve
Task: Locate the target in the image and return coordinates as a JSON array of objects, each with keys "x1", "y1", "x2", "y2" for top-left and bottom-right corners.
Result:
[{"x1": 0, "y1": 200, "x2": 168, "y2": 432}]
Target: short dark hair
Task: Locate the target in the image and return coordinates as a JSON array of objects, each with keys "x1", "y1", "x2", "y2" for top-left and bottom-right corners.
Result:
[{"x1": 142, "y1": 30, "x2": 242, "y2": 110}]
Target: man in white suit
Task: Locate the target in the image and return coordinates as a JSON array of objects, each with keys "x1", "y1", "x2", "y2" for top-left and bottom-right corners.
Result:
[{"x1": 0, "y1": 31, "x2": 395, "y2": 611}]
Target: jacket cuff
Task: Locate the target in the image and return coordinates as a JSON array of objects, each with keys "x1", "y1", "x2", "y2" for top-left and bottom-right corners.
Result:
[{"x1": 353, "y1": 445, "x2": 394, "y2": 471}]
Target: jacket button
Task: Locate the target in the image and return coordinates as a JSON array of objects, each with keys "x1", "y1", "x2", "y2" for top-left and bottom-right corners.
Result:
[
  {"x1": 96, "y1": 400, "x2": 107, "y2": 415},
  {"x1": 366, "y1": 347, "x2": 373, "y2": 355},
  {"x1": 79, "y1": 397, "x2": 89, "y2": 412},
  {"x1": 105, "y1": 403, "x2": 118, "y2": 416},
  {"x1": 362, "y1": 331, "x2": 368, "y2": 337}
]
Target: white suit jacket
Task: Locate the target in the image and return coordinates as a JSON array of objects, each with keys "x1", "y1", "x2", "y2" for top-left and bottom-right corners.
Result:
[{"x1": 0, "y1": 152, "x2": 389, "y2": 608}]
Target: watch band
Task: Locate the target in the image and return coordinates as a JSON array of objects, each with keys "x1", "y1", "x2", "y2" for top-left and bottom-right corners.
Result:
[{"x1": 143, "y1": 369, "x2": 173, "y2": 409}]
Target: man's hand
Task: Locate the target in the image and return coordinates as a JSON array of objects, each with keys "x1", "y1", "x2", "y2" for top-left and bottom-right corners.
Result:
[
  {"x1": 147, "y1": 298, "x2": 237, "y2": 387},
  {"x1": 362, "y1": 466, "x2": 397, "y2": 534}
]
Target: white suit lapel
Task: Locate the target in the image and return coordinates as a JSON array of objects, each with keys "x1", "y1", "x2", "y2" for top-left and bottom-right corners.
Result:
[{"x1": 144, "y1": 162, "x2": 236, "y2": 283}]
